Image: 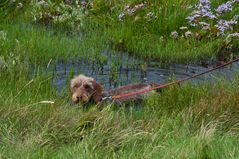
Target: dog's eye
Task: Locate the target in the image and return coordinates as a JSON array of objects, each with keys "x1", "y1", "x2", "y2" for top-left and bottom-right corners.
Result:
[
  {"x1": 84, "y1": 84, "x2": 93, "y2": 90},
  {"x1": 73, "y1": 84, "x2": 81, "y2": 89}
]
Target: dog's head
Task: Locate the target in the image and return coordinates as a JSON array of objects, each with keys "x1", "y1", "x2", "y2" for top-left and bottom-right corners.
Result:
[{"x1": 70, "y1": 75, "x2": 103, "y2": 104}]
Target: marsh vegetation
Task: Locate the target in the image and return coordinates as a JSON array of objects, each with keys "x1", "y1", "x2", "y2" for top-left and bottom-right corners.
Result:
[{"x1": 0, "y1": 0, "x2": 239, "y2": 158}]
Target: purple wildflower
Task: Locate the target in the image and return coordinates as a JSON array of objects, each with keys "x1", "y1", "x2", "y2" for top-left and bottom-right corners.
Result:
[
  {"x1": 118, "y1": 2, "x2": 147, "y2": 21},
  {"x1": 198, "y1": 0, "x2": 211, "y2": 11},
  {"x1": 198, "y1": 0, "x2": 211, "y2": 8},
  {"x1": 186, "y1": 0, "x2": 216, "y2": 26},
  {"x1": 216, "y1": 1, "x2": 234, "y2": 14},
  {"x1": 203, "y1": 12, "x2": 217, "y2": 19},
  {"x1": 215, "y1": 18, "x2": 237, "y2": 33},
  {"x1": 199, "y1": 0, "x2": 211, "y2": 4},
  {"x1": 186, "y1": 14, "x2": 201, "y2": 26},
  {"x1": 81, "y1": 0, "x2": 87, "y2": 9},
  {"x1": 186, "y1": 0, "x2": 238, "y2": 35}
]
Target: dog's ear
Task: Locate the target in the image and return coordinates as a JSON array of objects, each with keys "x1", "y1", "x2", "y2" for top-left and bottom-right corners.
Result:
[
  {"x1": 91, "y1": 81, "x2": 103, "y2": 103},
  {"x1": 70, "y1": 79, "x2": 76, "y2": 93},
  {"x1": 70, "y1": 78, "x2": 81, "y2": 94}
]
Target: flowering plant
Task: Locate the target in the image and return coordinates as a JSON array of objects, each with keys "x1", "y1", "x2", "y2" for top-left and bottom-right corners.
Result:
[
  {"x1": 118, "y1": 2, "x2": 147, "y2": 21},
  {"x1": 117, "y1": 1, "x2": 158, "y2": 23},
  {"x1": 31, "y1": 0, "x2": 87, "y2": 31},
  {"x1": 170, "y1": 0, "x2": 238, "y2": 40},
  {"x1": 186, "y1": 0, "x2": 239, "y2": 37}
]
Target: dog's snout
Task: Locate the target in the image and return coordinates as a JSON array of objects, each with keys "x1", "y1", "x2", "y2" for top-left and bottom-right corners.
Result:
[
  {"x1": 72, "y1": 94, "x2": 80, "y2": 104},
  {"x1": 77, "y1": 96, "x2": 82, "y2": 101},
  {"x1": 71, "y1": 75, "x2": 103, "y2": 104}
]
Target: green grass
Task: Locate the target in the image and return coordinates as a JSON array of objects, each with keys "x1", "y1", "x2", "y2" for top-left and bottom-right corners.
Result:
[
  {"x1": 0, "y1": 21, "x2": 110, "y2": 64},
  {"x1": 0, "y1": 0, "x2": 239, "y2": 158},
  {"x1": 1, "y1": 20, "x2": 237, "y2": 65},
  {"x1": 0, "y1": 0, "x2": 238, "y2": 64},
  {"x1": 0, "y1": 65, "x2": 239, "y2": 158},
  {"x1": 89, "y1": 0, "x2": 239, "y2": 62}
]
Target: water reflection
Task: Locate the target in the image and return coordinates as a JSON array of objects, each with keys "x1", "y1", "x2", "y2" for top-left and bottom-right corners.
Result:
[{"x1": 43, "y1": 52, "x2": 239, "y2": 92}]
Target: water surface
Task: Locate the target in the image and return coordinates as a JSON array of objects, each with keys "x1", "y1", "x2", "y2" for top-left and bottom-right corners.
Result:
[{"x1": 43, "y1": 52, "x2": 239, "y2": 92}]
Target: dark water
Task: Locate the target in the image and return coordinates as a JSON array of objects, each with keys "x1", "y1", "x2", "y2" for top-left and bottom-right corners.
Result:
[{"x1": 43, "y1": 52, "x2": 239, "y2": 92}]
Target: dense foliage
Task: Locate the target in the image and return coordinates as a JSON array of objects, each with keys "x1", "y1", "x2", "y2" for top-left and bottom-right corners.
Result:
[{"x1": 0, "y1": 1, "x2": 239, "y2": 158}]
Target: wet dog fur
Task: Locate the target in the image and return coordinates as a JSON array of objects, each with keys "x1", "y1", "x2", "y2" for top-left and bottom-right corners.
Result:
[
  {"x1": 70, "y1": 75, "x2": 159, "y2": 105},
  {"x1": 70, "y1": 75, "x2": 103, "y2": 104}
]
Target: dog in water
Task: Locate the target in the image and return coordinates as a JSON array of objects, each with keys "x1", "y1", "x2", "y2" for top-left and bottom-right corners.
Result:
[
  {"x1": 70, "y1": 75, "x2": 103, "y2": 104},
  {"x1": 70, "y1": 75, "x2": 158, "y2": 105}
]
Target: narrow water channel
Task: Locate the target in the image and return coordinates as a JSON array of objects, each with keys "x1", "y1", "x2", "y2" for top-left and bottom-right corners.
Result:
[{"x1": 42, "y1": 52, "x2": 239, "y2": 92}]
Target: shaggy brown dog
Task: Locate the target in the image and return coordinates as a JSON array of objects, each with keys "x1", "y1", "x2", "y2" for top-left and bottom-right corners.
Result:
[
  {"x1": 70, "y1": 75, "x2": 103, "y2": 104},
  {"x1": 102, "y1": 83, "x2": 157, "y2": 104},
  {"x1": 71, "y1": 75, "x2": 158, "y2": 104}
]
